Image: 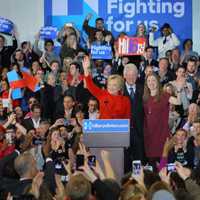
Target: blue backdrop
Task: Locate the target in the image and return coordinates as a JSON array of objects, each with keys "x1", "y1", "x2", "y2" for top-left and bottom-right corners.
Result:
[{"x1": 44, "y1": 0, "x2": 192, "y2": 43}]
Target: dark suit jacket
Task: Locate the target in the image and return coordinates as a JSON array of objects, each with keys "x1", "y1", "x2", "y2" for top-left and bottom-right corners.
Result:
[
  {"x1": 0, "y1": 151, "x2": 56, "y2": 195},
  {"x1": 124, "y1": 83, "x2": 144, "y2": 143},
  {"x1": 124, "y1": 82, "x2": 145, "y2": 162},
  {"x1": 22, "y1": 118, "x2": 40, "y2": 131},
  {"x1": 0, "y1": 38, "x2": 18, "y2": 68},
  {"x1": 144, "y1": 59, "x2": 158, "y2": 68},
  {"x1": 54, "y1": 106, "x2": 76, "y2": 121}
]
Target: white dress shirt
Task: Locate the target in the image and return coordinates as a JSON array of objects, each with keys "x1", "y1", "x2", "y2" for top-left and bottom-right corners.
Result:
[{"x1": 149, "y1": 32, "x2": 180, "y2": 59}]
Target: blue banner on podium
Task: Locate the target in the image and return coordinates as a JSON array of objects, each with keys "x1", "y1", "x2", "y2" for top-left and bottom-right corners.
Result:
[{"x1": 83, "y1": 119, "x2": 129, "y2": 133}]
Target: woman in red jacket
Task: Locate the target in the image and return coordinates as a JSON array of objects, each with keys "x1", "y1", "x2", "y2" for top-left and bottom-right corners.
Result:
[{"x1": 82, "y1": 56, "x2": 131, "y2": 119}]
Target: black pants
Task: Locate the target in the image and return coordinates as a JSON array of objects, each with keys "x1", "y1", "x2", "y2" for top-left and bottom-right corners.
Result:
[{"x1": 124, "y1": 128, "x2": 145, "y2": 173}]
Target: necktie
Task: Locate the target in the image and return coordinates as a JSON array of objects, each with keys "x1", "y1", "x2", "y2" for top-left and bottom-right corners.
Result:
[
  {"x1": 163, "y1": 37, "x2": 167, "y2": 44},
  {"x1": 129, "y1": 87, "x2": 135, "y2": 100}
]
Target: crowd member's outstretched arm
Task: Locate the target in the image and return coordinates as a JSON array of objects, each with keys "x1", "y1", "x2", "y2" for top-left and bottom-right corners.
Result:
[
  {"x1": 3, "y1": 113, "x2": 27, "y2": 135},
  {"x1": 101, "y1": 150, "x2": 116, "y2": 180},
  {"x1": 33, "y1": 32, "x2": 43, "y2": 57},
  {"x1": 79, "y1": 163, "x2": 117, "y2": 200},
  {"x1": 159, "y1": 137, "x2": 175, "y2": 171},
  {"x1": 42, "y1": 135, "x2": 56, "y2": 195},
  {"x1": 82, "y1": 56, "x2": 104, "y2": 99},
  {"x1": 176, "y1": 162, "x2": 200, "y2": 200},
  {"x1": 82, "y1": 13, "x2": 94, "y2": 36}
]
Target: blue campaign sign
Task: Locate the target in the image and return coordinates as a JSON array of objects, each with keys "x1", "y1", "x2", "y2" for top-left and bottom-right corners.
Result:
[
  {"x1": 44, "y1": 0, "x2": 192, "y2": 43},
  {"x1": 91, "y1": 44, "x2": 112, "y2": 59},
  {"x1": 40, "y1": 26, "x2": 58, "y2": 40},
  {"x1": 83, "y1": 119, "x2": 129, "y2": 133},
  {"x1": 0, "y1": 17, "x2": 13, "y2": 34}
]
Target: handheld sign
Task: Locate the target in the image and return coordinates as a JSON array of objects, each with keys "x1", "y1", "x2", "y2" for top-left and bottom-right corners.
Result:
[
  {"x1": 7, "y1": 67, "x2": 40, "y2": 96},
  {"x1": 117, "y1": 37, "x2": 146, "y2": 56},
  {"x1": 21, "y1": 67, "x2": 39, "y2": 92},
  {"x1": 0, "y1": 17, "x2": 13, "y2": 34},
  {"x1": 2, "y1": 99, "x2": 9, "y2": 108},
  {"x1": 7, "y1": 70, "x2": 22, "y2": 99},
  {"x1": 40, "y1": 26, "x2": 58, "y2": 40},
  {"x1": 91, "y1": 44, "x2": 112, "y2": 60}
]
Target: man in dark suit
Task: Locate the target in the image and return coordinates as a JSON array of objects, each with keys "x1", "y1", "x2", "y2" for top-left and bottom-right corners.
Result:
[
  {"x1": 139, "y1": 46, "x2": 159, "y2": 81},
  {"x1": 54, "y1": 94, "x2": 76, "y2": 121},
  {"x1": 158, "y1": 57, "x2": 175, "y2": 86},
  {"x1": 123, "y1": 63, "x2": 145, "y2": 172},
  {"x1": 0, "y1": 149, "x2": 56, "y2": 196},
  {"x1": 22, "y1": 103, "x2": 42, "y2": 131}
]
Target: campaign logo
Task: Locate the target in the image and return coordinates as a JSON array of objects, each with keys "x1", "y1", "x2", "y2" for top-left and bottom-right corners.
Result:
[
  {"x1": 45, "y1": 0, "x2": 99, "y2": 30},
  {"x1": 52, "y1": 0, "x2": 84, "y2": 16},
  {"x1": 83, "y1": 121, "x2": 93, "y2": 131}
]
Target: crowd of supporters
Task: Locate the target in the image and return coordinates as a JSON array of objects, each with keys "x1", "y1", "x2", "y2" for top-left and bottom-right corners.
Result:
[{"x1": 0, "y1": 13, "x2": 200, "y2": 200}]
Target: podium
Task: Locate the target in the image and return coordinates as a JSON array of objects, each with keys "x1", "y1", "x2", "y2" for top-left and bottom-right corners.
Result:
[{"x1": 83, "y1": 119, "x2": 130, "y2": 181}]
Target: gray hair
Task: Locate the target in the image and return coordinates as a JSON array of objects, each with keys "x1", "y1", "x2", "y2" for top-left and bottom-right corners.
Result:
[
  {"x1": 14, "y1": 153, "x2": 35, "y2": 177},
  {"x1": 123, "y1": 63, "x2": 138, "y2": 76}
]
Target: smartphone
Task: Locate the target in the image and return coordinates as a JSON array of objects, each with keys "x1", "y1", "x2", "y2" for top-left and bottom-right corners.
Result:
[
  {"x1": 144, "y1": 165, "x2": 153, "y2": 172},
  {"x1": 167, "y1": 163, "x2": 176, "y2": 173},
  {"x1": 61, "y1": 175, "x2": 69, "y2": 183},
  {"x1": 76, "y1": 154, "x2": 84, "y2": 170},
  {"x1": 64, "y1": 119, "x2": 70, "y2": 126},
  {"x1": 65, "y1": 23, "x2": 73, "y2": 27},
  {"x1": 132, "y1": 160, "x2": 141, "y2": 176},
  {"x1": 32, "y1": 137, "x2": 43, "y2": 145},
  {"x1": 88, "y1": 155, "x2": 96, "y2": 167},
  {"x1": 5, "y1": 132, "x2": 13, "y2": 144}
]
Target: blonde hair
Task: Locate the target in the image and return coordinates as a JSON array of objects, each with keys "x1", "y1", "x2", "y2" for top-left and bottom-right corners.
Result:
[
  {"x1": 121, "y1": 183, "x2": 147, "y2": 200},
  {"x1": 163, "y1": 83, "x2": 176, "y2": 97},
  {"x1": 107, "y1": 74, "x2": 124, "y2": 92}
]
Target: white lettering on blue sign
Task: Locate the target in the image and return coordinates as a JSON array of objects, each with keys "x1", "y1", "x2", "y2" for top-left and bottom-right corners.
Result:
[{"x1": 106, "y1": 0, "x2": 185, "y2": 33}]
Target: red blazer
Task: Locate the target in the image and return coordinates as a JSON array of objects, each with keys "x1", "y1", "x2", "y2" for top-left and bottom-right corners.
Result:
[{"x1": 84, "y1": 75, "x2": 131, "y2": 119}]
